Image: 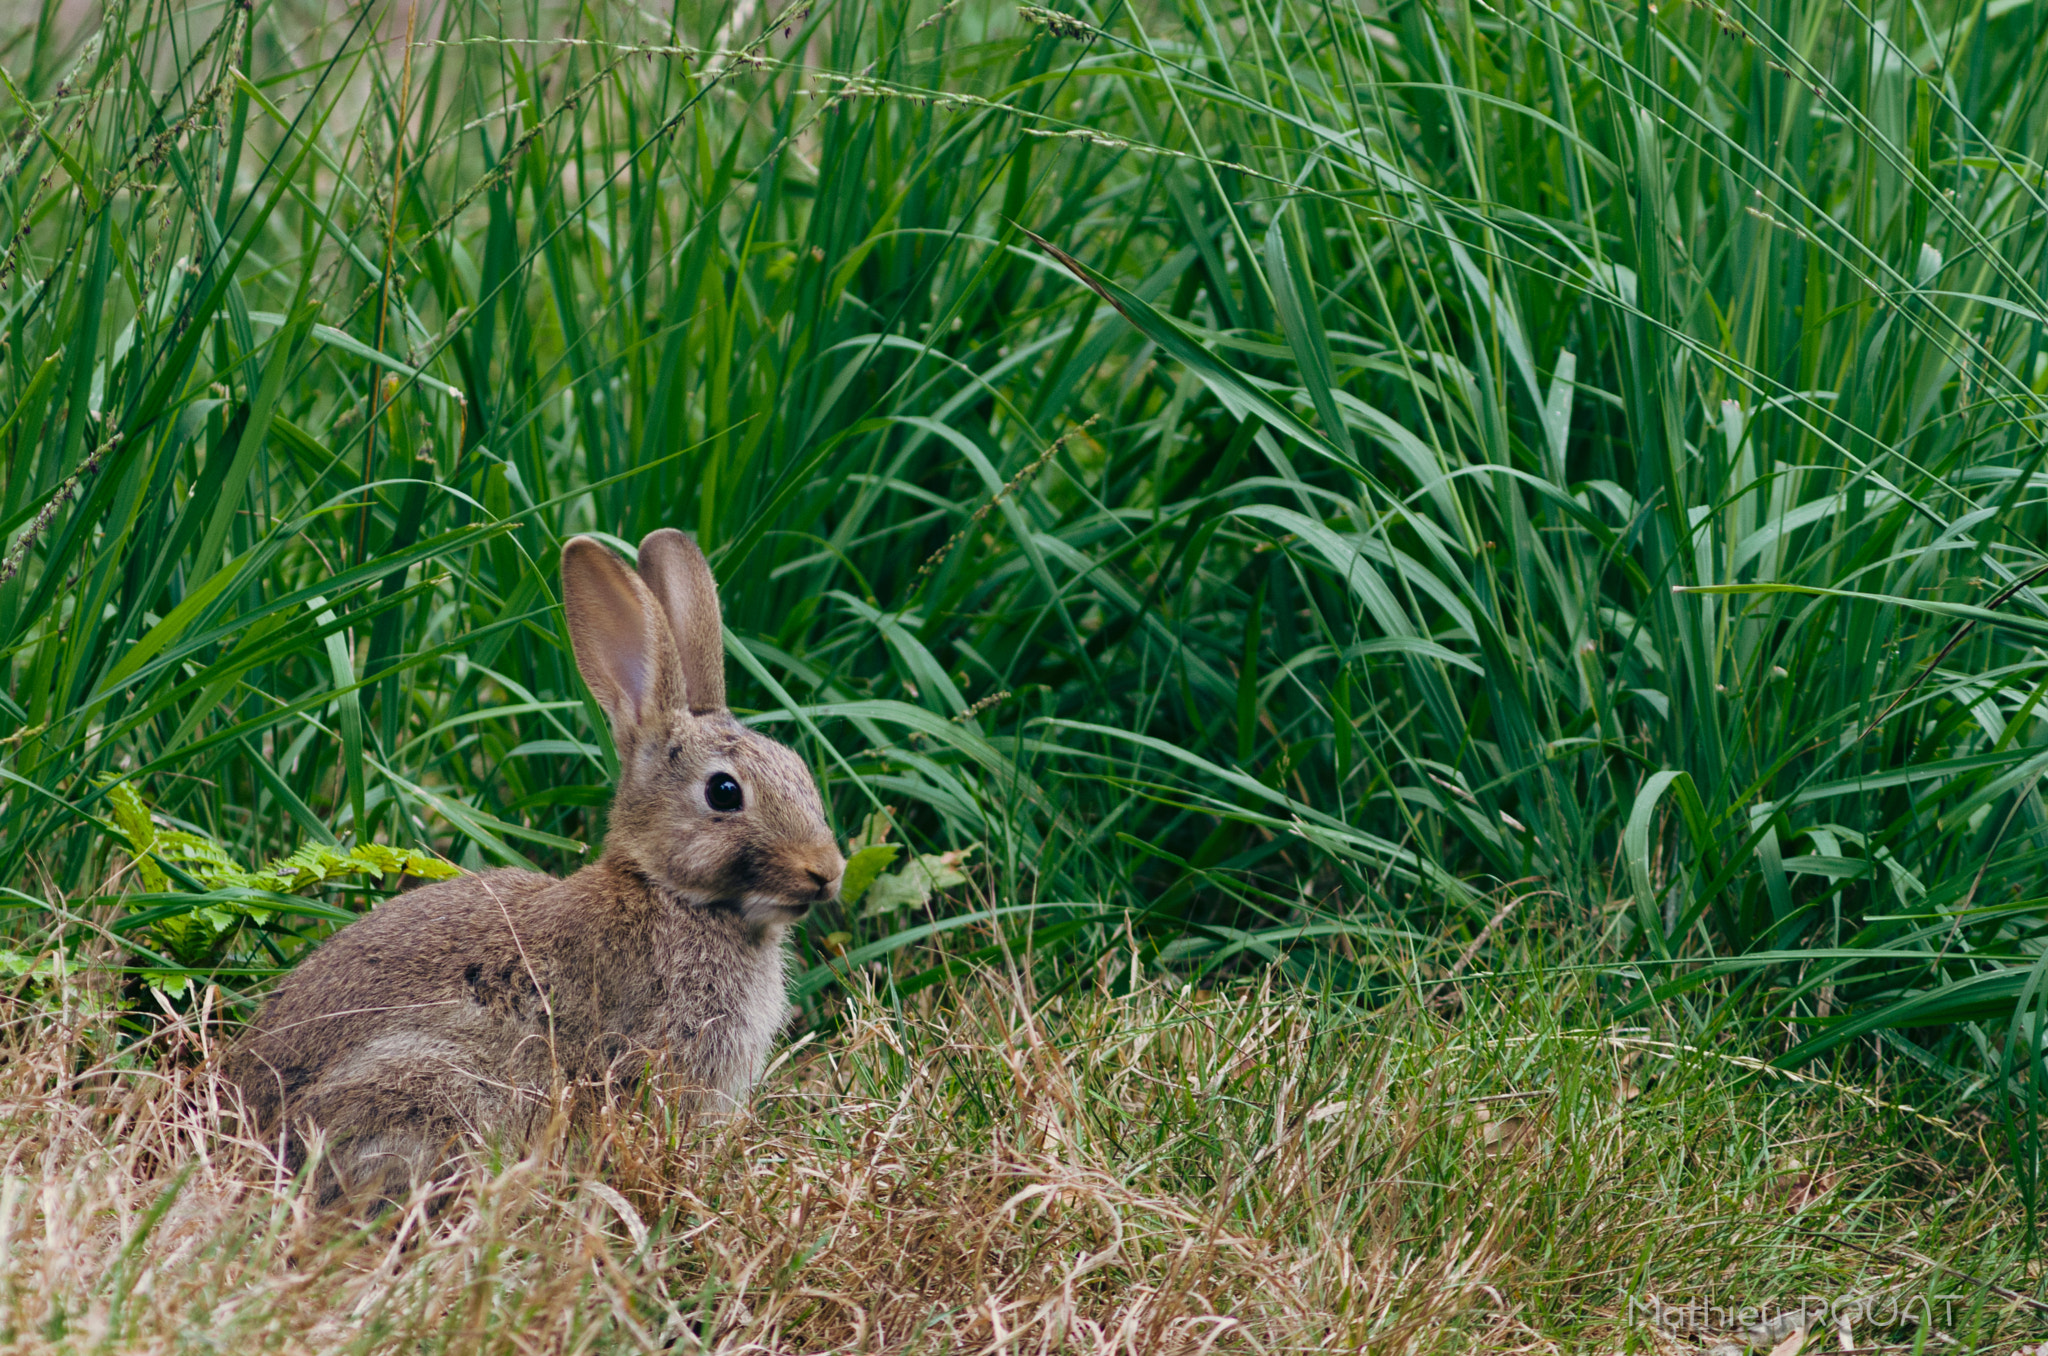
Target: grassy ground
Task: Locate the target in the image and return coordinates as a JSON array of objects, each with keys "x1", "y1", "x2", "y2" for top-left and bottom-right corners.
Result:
[
  {"x1": 1, "y1": 958, "x2": 2038, "y2": 1353},
  {"x1": 7, "y1": 0, "x2": 2048, "y2": 1346}
]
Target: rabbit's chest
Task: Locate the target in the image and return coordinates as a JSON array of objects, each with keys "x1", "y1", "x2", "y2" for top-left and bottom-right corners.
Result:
[{"x1": 648, "y1": 912, "x2": 790, "y2": 1095}]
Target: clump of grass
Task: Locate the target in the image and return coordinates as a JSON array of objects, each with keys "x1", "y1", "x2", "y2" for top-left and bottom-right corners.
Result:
[{"x1": 0, "y1": 954, "x2": 2033, "y2": 1352}]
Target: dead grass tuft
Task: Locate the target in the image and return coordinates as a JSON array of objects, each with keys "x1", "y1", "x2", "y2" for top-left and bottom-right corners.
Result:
[{"x1": 0, "y1": 961, "x2": 2033, "y2": 1353}]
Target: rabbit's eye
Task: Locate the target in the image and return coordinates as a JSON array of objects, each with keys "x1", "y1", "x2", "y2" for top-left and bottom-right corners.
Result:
[{"x1": 705, "y1": 773, "x2": 744, "y2": 812}]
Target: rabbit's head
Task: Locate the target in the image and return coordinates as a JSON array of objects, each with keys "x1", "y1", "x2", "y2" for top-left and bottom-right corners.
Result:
[{"x1": 562, "y1": 529, "x2": 844, "y2": 926}]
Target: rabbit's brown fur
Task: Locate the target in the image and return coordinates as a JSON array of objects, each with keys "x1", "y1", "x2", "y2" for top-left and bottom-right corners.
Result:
[{"x1": 225, "y1": 530, "x2": 843, "y2": 1208}]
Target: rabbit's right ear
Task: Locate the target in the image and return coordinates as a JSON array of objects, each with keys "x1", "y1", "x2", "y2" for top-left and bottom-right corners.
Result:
[
  {"x1": 635, "y1": 528, "x2": 727, "y2": 712},
  {"x1": 561, "y1": 536, "x2": 683, "y2": 734}
]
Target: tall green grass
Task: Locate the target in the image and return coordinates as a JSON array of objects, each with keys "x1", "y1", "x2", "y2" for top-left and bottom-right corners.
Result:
[{"x1": 6, "y1": 0, "x2": 2048, "y2": 1119}]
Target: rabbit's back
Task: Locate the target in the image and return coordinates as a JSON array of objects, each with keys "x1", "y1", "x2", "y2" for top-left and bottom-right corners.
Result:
[
  {"x1": 225, "y1": 864, "x2": 715, "y2": 1204},
  {"x1": 227, "y1": 868, "x2": 558, "y2": 1131}
]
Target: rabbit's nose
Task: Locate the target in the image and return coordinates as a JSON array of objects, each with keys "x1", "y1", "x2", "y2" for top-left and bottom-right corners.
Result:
[{"x1": 806, "y1": 868, "x2": 834, "y2": 899}]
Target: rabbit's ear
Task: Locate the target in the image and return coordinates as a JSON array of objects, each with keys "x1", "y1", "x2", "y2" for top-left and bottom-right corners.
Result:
[
  {"x1": 635, "y1": 528, "x2": 727, "y2": 712},
  {"x1": 562, "y1": 536, "x2": 684, "y2": 732}
]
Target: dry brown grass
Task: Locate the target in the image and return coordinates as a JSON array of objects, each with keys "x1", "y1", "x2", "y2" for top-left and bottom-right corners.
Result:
[{"x1": 0, "y1": 960, "x2": 2035, "y2": 1354}]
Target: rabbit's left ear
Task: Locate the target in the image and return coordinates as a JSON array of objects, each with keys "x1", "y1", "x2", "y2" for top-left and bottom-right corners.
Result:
[
  {"x1": 561, "y1": 536, "x2": 685, "y2": 733},
  {"x1": 636, "y1": 528, "x2": 727, "y2": 712}
]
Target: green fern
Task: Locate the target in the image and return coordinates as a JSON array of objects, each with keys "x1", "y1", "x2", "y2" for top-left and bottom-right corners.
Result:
[{"x1": 95, "y1": 778, "x2": 458, "y2": 969}]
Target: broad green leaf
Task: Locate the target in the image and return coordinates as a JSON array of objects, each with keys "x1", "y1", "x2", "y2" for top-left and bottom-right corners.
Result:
[{"x1": 841, "y1": 844, "x2": 902, "y2": 906}]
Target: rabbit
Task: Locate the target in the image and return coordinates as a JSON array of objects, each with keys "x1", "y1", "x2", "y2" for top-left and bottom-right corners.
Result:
[{"x1": 223, "y1": 528, "x2": 845, "y2": 1209}]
